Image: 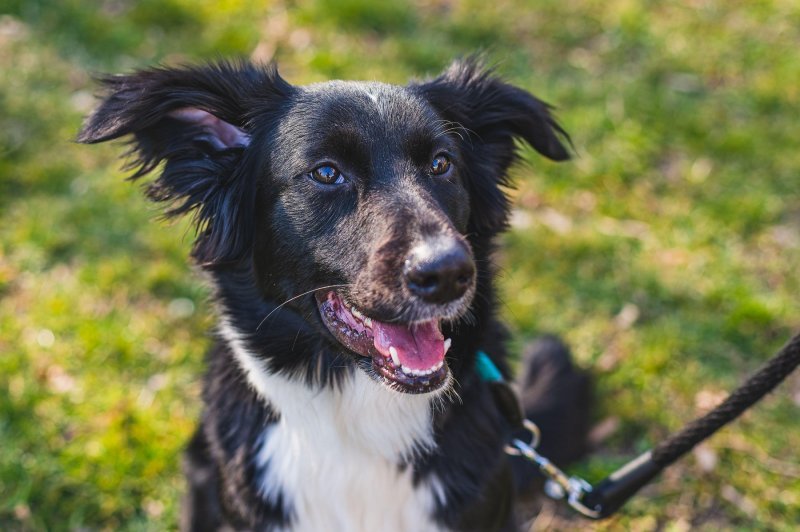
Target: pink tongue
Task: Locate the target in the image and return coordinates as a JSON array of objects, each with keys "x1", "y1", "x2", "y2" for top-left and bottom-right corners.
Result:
[{"x1": 373, "y1": 319, "x2": 445, "y2": 371}]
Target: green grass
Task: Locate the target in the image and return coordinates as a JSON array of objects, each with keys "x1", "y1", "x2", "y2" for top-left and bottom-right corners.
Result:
[{"x1": 2, "y1": 1, "x2": 799, "y2": 530}]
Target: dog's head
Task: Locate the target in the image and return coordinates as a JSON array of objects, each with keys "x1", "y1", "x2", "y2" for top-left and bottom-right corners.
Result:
[{"x1": 78, "y1": 59, "x2": 569, "y2": 395}]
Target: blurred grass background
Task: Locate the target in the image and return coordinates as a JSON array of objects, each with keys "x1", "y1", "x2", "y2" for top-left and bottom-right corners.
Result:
[{"x1": 1, "y1": 0, "x2": 798, "y2": 530}]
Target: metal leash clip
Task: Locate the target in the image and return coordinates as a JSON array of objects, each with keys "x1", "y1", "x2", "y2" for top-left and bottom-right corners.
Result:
[{"x1": 504, "y1": 419, "x2": 601, "y2": 519}]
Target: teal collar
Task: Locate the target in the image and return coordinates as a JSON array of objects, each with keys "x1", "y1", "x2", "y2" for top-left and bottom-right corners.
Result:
[{"x1": 475, "y1": 350, "x2": 503, "y2": 382}]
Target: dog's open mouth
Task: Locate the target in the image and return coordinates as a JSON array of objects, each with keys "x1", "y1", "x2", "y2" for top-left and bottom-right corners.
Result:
[{"x1": 315, "y1": 291, "x2": 450, "y2": 394}]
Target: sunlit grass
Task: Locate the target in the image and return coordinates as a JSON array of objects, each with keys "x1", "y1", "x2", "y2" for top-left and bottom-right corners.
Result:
[{"x1": 1, "y1": 1, "x2": 798, "y2": 529}]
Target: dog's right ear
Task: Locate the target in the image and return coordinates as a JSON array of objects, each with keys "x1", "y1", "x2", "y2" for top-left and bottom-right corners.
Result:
[
  {"x1": 413, "y1": 58, "x2": 570, "y2": 236},
  {"x1": 77, "y1": 61, "x2": 293, "y2": 265}
]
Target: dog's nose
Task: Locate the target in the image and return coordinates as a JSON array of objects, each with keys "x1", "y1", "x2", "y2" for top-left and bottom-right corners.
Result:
[{"x1": 404, "y1": 237, "x2": 475, "y2": 304}]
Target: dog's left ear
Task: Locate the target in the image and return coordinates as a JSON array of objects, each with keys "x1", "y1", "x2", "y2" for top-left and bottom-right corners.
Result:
[
  {"x1": 413, "y1": 58, "x2": 570, "y2": 234},
  {"x1": 77, "y1": 61, "x2": 293, "y2": 265}
]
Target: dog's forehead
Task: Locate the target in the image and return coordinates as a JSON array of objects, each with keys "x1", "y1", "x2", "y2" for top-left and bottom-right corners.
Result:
[
  {"x1": 267, "y1": 80, "x2": 447, "y2": 175},
  {"x1": 294, "y1": 80, "x2": 433, "y2": 128}
]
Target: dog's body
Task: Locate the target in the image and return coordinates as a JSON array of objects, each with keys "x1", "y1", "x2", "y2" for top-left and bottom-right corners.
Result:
[{"x1": 79, "y1": 59, "x2": 588, "y2": 531}]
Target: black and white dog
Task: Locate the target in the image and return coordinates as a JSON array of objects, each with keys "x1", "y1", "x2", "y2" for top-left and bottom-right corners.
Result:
[{"x1": 79, "y1": 58, "x2": 590, "y2": 531}]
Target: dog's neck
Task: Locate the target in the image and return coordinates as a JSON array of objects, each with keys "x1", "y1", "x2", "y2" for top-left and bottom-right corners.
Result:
[
  {"x1": 216, "y1": 305, "x2": 447, "y2": 532},
  {"x1": 218, "y1": 318, "x2": 438, "y2": 460}
]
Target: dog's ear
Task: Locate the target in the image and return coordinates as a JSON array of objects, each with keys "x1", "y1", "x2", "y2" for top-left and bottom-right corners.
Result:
[
  {"x1": 413, "y1": 57, "x2": 570, "y2": 235},
  {"x1": 77, "y1": 60, "x2": 293, "y2": 265}
]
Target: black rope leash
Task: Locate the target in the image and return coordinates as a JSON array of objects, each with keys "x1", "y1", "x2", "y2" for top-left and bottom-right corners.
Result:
[{"x1": 497, "y1": 331, "x2": 800, "y2": 519}]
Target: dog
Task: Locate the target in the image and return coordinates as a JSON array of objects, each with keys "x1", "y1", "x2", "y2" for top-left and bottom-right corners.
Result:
[{"x1": 78, "y1": 58, "x2": 590, "y2": 531}]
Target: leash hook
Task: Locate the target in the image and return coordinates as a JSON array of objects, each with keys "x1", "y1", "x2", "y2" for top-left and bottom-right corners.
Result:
[{"x1": 504, "y1": 419, "x2": 602, "y2": 519}]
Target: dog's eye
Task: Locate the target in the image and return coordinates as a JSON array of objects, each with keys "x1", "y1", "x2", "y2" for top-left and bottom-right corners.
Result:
[
  {"x1": 309, "y1": 165, "x2": 344, "y2": 185},
  {"x1": 430, "y1": 154, "x2": 452, "y2": 176}
]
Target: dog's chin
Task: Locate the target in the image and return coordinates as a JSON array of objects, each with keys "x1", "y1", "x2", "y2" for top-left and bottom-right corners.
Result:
[{"x1": 314, "y1": 290, "x2": 457, "y2": 395}]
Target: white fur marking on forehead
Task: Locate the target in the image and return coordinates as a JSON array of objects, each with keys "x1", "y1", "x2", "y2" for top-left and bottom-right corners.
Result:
[
  {"x1": 361, "y1": 85, "x2": 389, "y2": 116},
  {"x1": 362, "y1": 86, "x2": 380, "y2": 104}
]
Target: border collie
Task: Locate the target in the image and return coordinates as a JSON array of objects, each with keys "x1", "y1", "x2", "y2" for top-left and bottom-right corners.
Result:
[{"x1": 78, "y1": 58, "x2": 589, "y2": 531}]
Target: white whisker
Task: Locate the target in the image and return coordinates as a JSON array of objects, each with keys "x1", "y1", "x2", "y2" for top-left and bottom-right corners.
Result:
[{"x1": 256, "y1": 283, "x2": 351, "y2": 331}]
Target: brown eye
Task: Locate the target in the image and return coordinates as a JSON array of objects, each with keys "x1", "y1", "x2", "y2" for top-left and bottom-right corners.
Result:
[
  {"x1": 310, "y1": 165, "x2": 344, "y2": 185},
  {"x1": 430, "y1": 154, "x2": 452, "y2": 176}
]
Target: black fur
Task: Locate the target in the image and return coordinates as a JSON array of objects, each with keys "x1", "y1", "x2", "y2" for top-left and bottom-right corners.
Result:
[{"x1": 79, "y1": 57, "x2": 587, "y2": 531}]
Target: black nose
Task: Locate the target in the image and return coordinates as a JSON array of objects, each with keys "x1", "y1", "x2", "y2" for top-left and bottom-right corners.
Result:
[{"x1": 404, "y1": 237, "x2": 475, "y2": 304}]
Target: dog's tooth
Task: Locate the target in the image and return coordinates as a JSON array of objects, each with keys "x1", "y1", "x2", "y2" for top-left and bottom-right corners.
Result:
[
  {"x1": 389, "y1": 346, "x2": 401, "y2": 367},
  {"x1": 443, "y1": 338, "x2": 452, "y2": 354},
  {"x1": 401, "y1": 365, "x2": 415, "y2": 376},
  {"x1": 364, "y1": 317, "x2": 372, "y2": 328}
]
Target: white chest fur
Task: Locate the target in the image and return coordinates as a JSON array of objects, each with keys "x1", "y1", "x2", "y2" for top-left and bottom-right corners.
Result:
[{"x1": 221, "y1": 323, "x2": 447, "y2": 532}]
